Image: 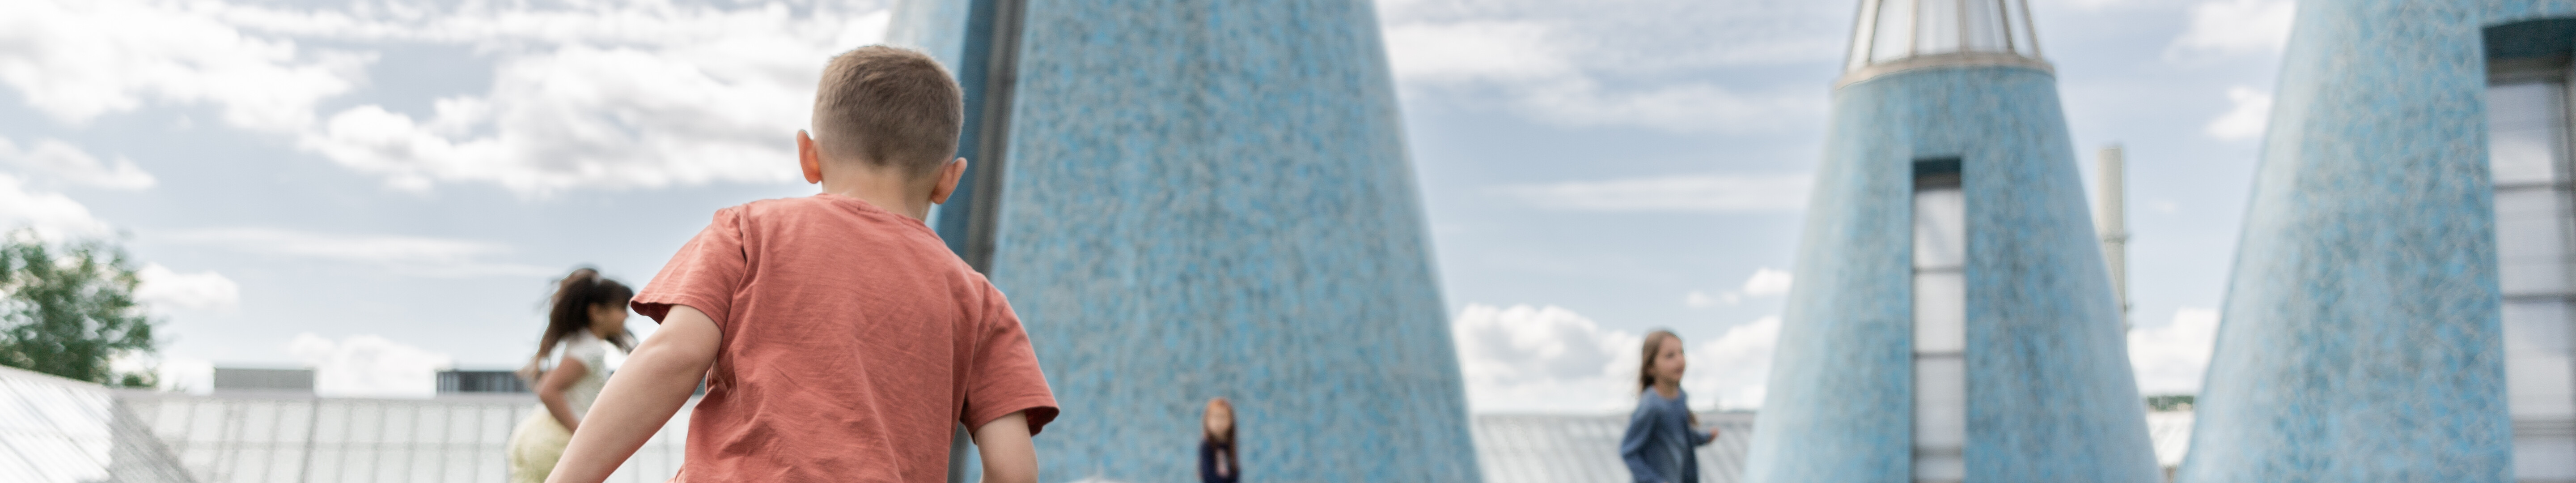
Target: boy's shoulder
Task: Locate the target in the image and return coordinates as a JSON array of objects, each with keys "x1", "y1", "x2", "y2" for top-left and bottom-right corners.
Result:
[
  {"x1": 712, "y1": 194, "x2": 979, "y2": 273},
  {"x1": 725, "y1": 194, "x2": 830, "y2": 217},
  {"x1": 708, "y1": 194, "x2": 904, "y2": 229},
  {"x1": 687, "y1": 196, "x2": 787, "y2": 225}
]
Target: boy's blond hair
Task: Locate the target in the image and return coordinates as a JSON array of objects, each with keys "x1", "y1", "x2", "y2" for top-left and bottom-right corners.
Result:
[{"x1": 813, "y1": 46, "x2": 963, "y2": 174}]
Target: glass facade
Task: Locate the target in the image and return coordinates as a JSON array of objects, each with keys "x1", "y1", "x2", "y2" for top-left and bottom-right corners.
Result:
[
  {"x1": 1471, "y1": 412, "x2": 1754, "y2": 483},
  {"x1": 0, "y1": 368, "x2": 193, "y2": 483},
  {"x1": 6, "y1": 366, "x2": 2212, "y2": 483},
  {"x1": 114, "y1": 391, "x2": 694, "y2": 483},
  {"x1": 1846, "y1": 0, "x2": 2041, "y2": 71},
  {"x1": 2491, "y1": 67, "x2": 2576, "y2": 483},
  {"x1": 1911, "y1": 166, "x2": 1966, "y2": 483}
]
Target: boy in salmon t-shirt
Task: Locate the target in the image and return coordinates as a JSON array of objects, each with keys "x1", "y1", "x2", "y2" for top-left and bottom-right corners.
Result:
[{"x1": 544, "y1": 46, "x2": 1059, "y2": 483}]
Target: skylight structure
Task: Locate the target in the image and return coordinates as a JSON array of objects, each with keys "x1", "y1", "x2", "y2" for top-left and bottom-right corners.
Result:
[{"x1": 1843, "y1": 0, "x2": 2047, "y2": 83}]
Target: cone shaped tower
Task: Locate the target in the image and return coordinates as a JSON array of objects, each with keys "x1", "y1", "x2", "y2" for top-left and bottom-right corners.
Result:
[
  {"x1": 887, "y1": 1, "x2": 1482, "y2": 482},
  {"x1": 1744, "y1": 1, "x2": 2158, "y2": 482},
  {"x1": 2177, "y1": 2, "x2": 2576, "y2": 481}
]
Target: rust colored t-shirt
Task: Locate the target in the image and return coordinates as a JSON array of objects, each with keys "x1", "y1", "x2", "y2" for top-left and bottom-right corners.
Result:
[{"x1": 630, "y1": 193, "x2": 1058, "y2": 483}]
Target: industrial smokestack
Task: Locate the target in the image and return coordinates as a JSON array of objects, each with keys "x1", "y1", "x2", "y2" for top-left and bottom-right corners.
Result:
[{"x1": 2098, "y1": 145, "x2": 2130, "y2": 330}]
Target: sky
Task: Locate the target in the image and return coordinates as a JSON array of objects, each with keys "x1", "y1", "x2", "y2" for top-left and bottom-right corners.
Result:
[{"x1": 0, "y1": 0, "x2": 2288, "y2": 412}]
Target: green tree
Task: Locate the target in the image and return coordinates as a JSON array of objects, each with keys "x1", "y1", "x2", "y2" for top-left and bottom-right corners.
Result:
[
  {"x1": 2144, "y1": 394, "x2": 2195, "y2": 412},
  {"x1": 0, "y1": 231, "x2": 157, "y2": 387}
]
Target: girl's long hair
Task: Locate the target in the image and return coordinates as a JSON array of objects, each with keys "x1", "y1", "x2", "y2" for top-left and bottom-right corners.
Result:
[
  {"x1": 1636, "y1": 329, "x2": 1680, "y2": 393},
  {"x1": 1204, "y1": 398, "x2": 1239, "y2": 476},
  {"x1": 525, "y1": 268, "x2": 636, "y2": 379},
  {"x1": 1636, "y1": 329, "x2": 1700, "y2": 426}
]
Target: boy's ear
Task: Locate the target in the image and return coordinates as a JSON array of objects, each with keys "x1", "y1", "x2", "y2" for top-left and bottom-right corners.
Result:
[
  {"x1": 796, "y1": 130, "x2": 824, "y2": 184},
  {"x1": 928, "y1": 157, "x2": 968, "y2": 204}
]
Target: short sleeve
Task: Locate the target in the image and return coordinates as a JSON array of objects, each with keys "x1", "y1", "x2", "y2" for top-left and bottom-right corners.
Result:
[
  {"x1": 632, "y1": 207, "x2": 750, "y2": 329},
  {"x1": 562, "y1": 334, "x2": 606, "y2": 363},
  {"x1": 962, "y1": 286, "x2": 1059, "y2": 436}
]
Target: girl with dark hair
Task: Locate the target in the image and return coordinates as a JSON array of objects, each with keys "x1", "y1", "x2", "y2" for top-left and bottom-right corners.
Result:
[
  {"x1": 1200, "y1": 397, "x2": 1240, "y2": 483},
  {"x1": 505, "y1": 268, "x2": 636, "y2": 483},
  {"x1": 1619, "y1": 329, "x2": 1715, "y2": 483}
]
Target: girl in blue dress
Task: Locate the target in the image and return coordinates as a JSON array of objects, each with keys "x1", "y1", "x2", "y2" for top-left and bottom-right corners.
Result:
[{"x1": 1620, "y1": 329, "x2": 1716, "y2": 483}]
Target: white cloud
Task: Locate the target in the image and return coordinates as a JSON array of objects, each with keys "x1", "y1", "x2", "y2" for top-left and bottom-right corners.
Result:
[
  {"x1": 1493, "y1": 173, "x2": 1810, "y2": 212},
  {"x1": 0, "y1": 137, "x2": 155, "y2": 190},
  {"x1": 289, "y1": 333, "x2": 453, "y2": 398},
  {"x1": 0, "y1": 173, "x2": 113, "y2": 240},
  {"x1": 0, "y1": 0, "x2": 894, "y2": 195},
  {"x1": 1684, "y1": 289, "x2": 1739, "y2": 308},
  {"x1": 2166, "y1": 0, "x2": 2295, "y2": 60},
  {"x1": 167, "y1": 227, "x2": 555, "y2": 278},
  {"x1": 297, "y1": 15, "x2": 890, "y2": 194},
  {"x1": 1684, "y1": 268, "x2": 1792, "y2": 309},
  {"x1": 136, "y1": 263, "x2": 240, "y2": 312},
  {"x1": 157, "y1": 357, "x2": 213, "y2": 394},
  {"x1": 2129, "y1": 307, "x2": 2220, "y2": 396},
  {"x1": 0, "y1": 0, "x2": 369, "y2": 132},
  {"x1": 1376, "y1": 0, "x2": 1844, "y2": 72},
  {"x1": 1741, "y1": 267, "x2": 1793, "y2": 297},
  {"x1": 1519, "y1": 80, "x2": 1825, "y2": 134},
  {"x1": 321, "y1": 4, "x2": 889, "y2": 194},
  {"x1": 2205, "y1": 85, "x2": 2273, "y2": 141},
  {"x1": 1452, "y1": 303, "x2": 1779, "y2": 412},
  {"x1": 1382, "y1": 21, "x2": 1571, "y2": 82},
  {"x1": 0, "y1": 136, "x2": 132, "y2": 240},
  {"x1": 1376, "y1": 0, "x2": 1835, "y2": 133},
  {"x1": 1452, "y1": 303, "x2": 1642, "y2": 413},
  {"x1": 1682, "y1": 315, "x2": 1779, "y2": 410}
]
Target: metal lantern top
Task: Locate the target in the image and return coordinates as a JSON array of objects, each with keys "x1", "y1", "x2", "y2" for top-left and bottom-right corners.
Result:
[{"x1": 1841, "y1": 0, "x2": 2050, "y2": 85}]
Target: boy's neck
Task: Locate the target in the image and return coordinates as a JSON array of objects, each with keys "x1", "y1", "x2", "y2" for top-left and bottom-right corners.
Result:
[{"x1": 819, "y1": 170, "x2": 936, "y2": 221}]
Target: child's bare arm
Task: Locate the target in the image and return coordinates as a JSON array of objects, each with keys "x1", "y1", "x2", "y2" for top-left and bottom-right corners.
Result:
[
  {"x1": 971, "y1": 411, "x2": 1037, "y2": 483},
  {"x1": 534, "y1": 357, "x2": 591, "y2": 431},
  {"x1": 545, "y1": 305, "x2": 721, "y2": 483}
]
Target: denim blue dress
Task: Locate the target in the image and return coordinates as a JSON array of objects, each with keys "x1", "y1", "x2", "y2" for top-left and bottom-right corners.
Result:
[{"x1": 1619, "y1": 388, "x2": 1712, "y2": 483}]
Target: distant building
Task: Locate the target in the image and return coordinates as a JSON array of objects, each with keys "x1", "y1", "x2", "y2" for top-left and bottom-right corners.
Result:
[
  {"x1": 6, "y1": 363, "x2": 2215, "y2": 483},
  {"x1": 436, "y1": 370, "x2": 529, "y2": 394},
  {"x1": 125, "y1": 386, "x2": 682, "y2": 483},
  {"x1": 1746, "y1": 0, "x2": 2159, "y2": 482},
  {"x1": 211, "y1": 368, "x2": 313, "y2": 394},
  {"x1": 2187, "y1": 2, "x2": 2576, "y2": 482},
  {"x1": 889, "y1": 1, "x2": 1479, "y2": 482},
  {"x1": 0, "y1": 365, "x2": 687, "y2": 483}
]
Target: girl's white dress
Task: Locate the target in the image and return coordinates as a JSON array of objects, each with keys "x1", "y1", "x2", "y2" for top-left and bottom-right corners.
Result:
[{"x1": 504, "y1": 332, "x2": 614, "y2": 483}]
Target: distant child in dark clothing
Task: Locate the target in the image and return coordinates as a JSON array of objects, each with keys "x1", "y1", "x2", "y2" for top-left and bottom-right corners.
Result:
[
  {"x1": 1620, "y1": 329, "x2": 1715, "y2": 483},
  {"x1": 1200, "y1": 398, "x2": 1239, "y2": 483}
]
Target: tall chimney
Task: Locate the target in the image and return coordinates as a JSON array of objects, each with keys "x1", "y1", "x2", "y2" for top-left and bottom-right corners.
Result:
[{"x1": 2098, "y1": 145, "x2": 2130, "y2": 330}]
